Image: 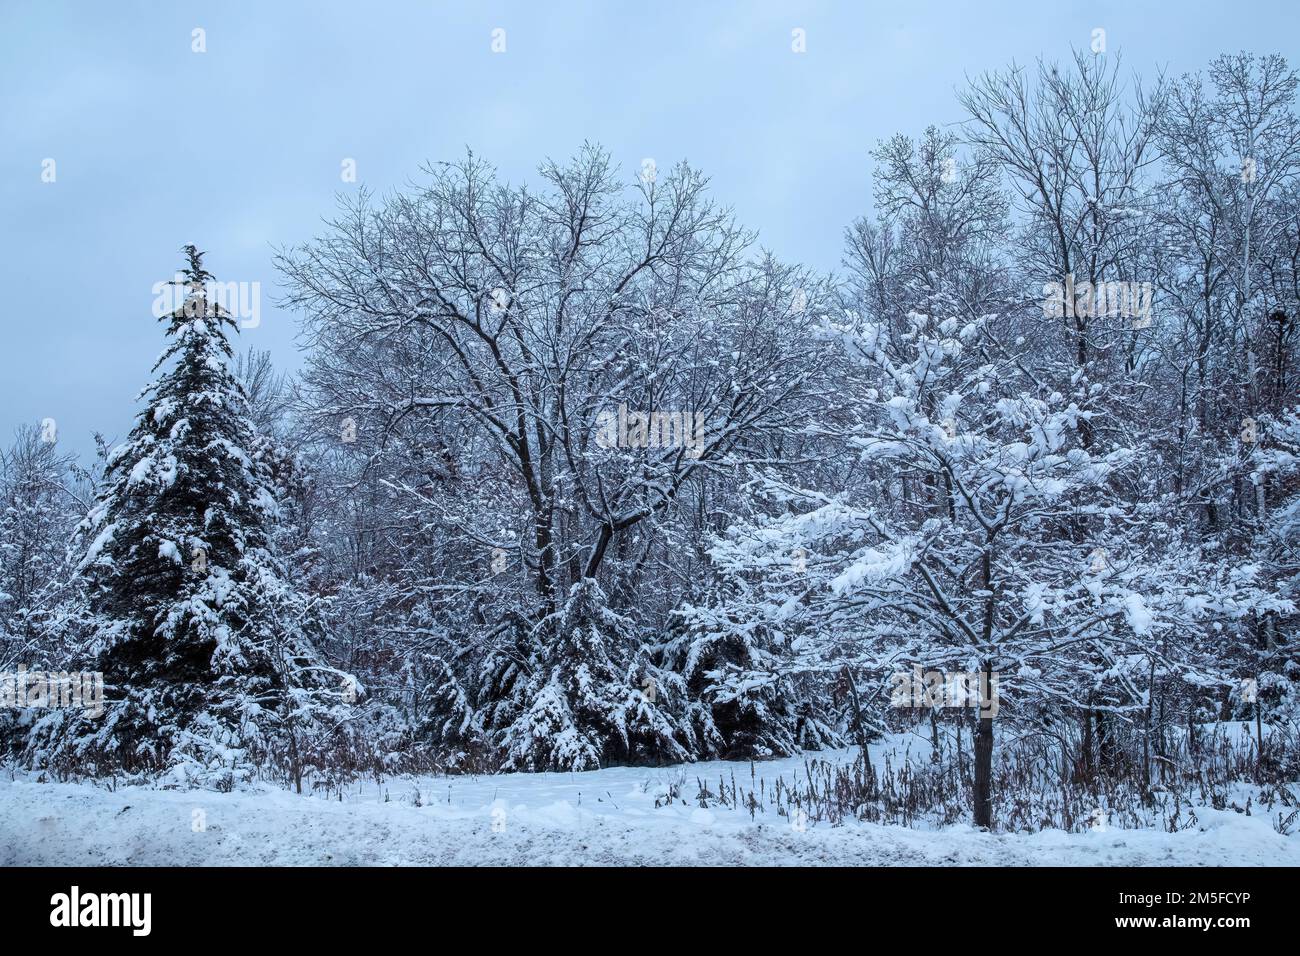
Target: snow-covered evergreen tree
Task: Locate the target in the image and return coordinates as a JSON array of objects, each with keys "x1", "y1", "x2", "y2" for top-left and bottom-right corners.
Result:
[
  {"x1": 487, "y1": 579, "x2": 690, "y2": 771},
  {"x1": 26, "y1": 247, "x2": 352, "y2": 788},
  {"x1": 665, "y1": 600, "x2": 842, "y2": 759}
]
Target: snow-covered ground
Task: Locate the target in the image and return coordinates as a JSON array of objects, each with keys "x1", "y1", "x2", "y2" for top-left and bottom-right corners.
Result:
[{"x1": 3, "y1": 741, "x2": 1296, "y2": 866}]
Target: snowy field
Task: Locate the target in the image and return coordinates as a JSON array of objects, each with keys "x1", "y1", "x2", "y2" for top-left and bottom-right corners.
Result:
[{"x1": 3, "y1": 742, "x2": 1296, "y2": 866}]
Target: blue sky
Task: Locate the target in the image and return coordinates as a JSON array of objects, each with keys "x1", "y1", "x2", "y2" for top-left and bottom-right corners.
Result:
[{"x1": 2, "y1": 0, "x2": 1297, "y2": 458}]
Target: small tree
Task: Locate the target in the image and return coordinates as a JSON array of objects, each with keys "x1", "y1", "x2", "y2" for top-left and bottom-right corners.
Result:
[
  {"x1": 709, "y1": 310, "x2": 1203, "y2": 827},
  {"x1": 0, "y1": 424, "x2": 80, "y2": 669},
  {"x1": 491, "y1": 579, "x2": 690, "y2": 771}
]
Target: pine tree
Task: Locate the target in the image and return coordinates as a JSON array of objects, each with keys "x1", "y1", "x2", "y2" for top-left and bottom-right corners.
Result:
[
  {"x1": 665, "y1": 605, "x2": 842, "y2": 760},
  {"x1": 27, "y1": 247, "x2": 351, "y2": 787},
  {"x1": 489, "y1": 579, "x2": 690, "y2": 771}
]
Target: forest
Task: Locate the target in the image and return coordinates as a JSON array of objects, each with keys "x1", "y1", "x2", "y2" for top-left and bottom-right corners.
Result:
[{"x1": 2, "y1": 49, "x2": 1298, "y2": 837}]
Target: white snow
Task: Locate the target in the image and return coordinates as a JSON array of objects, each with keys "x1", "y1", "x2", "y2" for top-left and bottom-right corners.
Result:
[
  {"x1": 1122, "y1": 591, "x2": 1153, "y2": 635},
  {"x1": 3, "y1": 745, "x2": 1294, "y2": 866}
]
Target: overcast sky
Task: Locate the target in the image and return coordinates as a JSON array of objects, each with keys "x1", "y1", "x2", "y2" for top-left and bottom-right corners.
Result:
[{"x1": 2, "y1": 0, "x2": 1297, "y2": 458}]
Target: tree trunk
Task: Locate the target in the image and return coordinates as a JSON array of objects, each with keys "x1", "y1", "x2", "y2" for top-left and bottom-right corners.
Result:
[
  {"x1": 1096, "y1": 708, "x2": 1119, "y2": 774},
  {"x1": 1256, "y1": 693, "x2": 1265, "y2": 776},
  {"x1": 1156, "y1": 686, "x2": 1167, "y2": 786},
  {"x1": 956, "y1": 714, "x2": 965, "y2": 783},
  {"x1": 1142, "y1": 661, "x2": 1155, "y2": 800},
  {"x1": 288, "y1": 728, "x2": 303, "y2": 795},
  {"x1": 973, "y1": 547, "x2": 997, "y2": 830},
  {"x1": 844, "y1": 665, "x2": 870, "y2": 761},
  {"x1": 1079, "y1": 707, "x2": 1094, "y2": 782},
  {"x1": 973, "y1": 704, "x2": 994, "y2": 829},
  {"x1": 973, "y1": 659, "x2": 994, "y2": 829}
]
